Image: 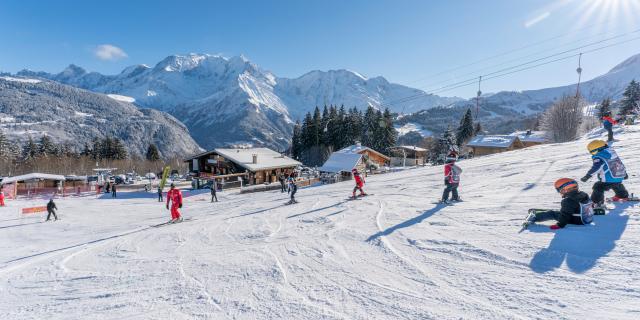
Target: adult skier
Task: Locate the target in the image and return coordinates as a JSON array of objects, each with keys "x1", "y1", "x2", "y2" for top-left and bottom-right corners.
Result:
[
  {"x1": 111, "y1": 183, "x2": 117, "y2": 198},
  {"x1": 580, "y1": 140, "x2": 629, "y2": 206},
  {"x1": 46, "y1": 198, "x2": 58, "y2": 221},
  {"x1": 601, "y1": 111, "x2": 617, "y2": 142},
  {"x1": 522, "y1": 178, "x2": 593, "y2": 230},
  {"x1": 0, "y1": 186, "x2": 5, "y2": 206},
  {"x1": 166, "y1": 183, "x2": 183, "y2": 223},
  {"x1": 440, "y1": 153, "x2": 462, "y2": 203},
  {"x1": 351, "y1": 168, "x2": 366, "y2": 199},
  {"x1": 157, "y1": 186, "x2": 163, "y2": 202},
  {"x1": 286, "y1": 176, "x2": 298, "y2": 204},
  {"x1": 279, "y1": 173, "x2": 286, "y2": 193},
  {"x1": 210, "y1": 180, "x2": 218, "y2": 202}
]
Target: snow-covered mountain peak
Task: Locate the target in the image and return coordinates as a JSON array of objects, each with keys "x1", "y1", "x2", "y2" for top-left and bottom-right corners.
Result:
[
  {"x1": 58, "y1": 64, "x2": 87, "y2": 79},
  {"x1": 607, "y1": 53, "x2": 640, "y2": 74}
]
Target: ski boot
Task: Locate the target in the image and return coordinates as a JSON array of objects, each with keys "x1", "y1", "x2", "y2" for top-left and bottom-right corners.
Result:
[{"x1": 520, "y1": 210, "x2": 537, "y2": 232}]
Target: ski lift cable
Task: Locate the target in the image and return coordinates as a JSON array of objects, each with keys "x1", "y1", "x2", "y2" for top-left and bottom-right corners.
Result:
[
  {"x1": 380, "y1": 32, "x2": 640, "y2": 109},
  {"x1": 405, "y1": 18, "x2": 631, "y2": 86}
]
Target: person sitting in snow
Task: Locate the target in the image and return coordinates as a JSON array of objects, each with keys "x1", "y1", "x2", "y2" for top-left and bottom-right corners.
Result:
[
  {"x1": 581, "y1": 139, "x2": 629, "y2": 206},
  {"x1": 352, "y1": 168, "x2": 366, "y2": 199},
  {"x1": 524, "y1": 178, "x2": 593, "y2": 230},
  {"x1": 601, "y1": 111, "x2": 617, "y2": 142},
  {"x1": 440, "y1": 153, "x2": 462, "y2": 203}
]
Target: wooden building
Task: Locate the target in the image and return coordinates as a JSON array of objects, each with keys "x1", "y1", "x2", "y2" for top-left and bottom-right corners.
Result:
[
  {"x1": 0, "y1": 173, "x2": 66, "y2": 198},
  {"x1": 185, "y1": 148, "x2": 301, "y2": 185},
  {"x1": 388, "y1": 146, "x2": 428, "y2": 166},
  {"x1": 466, "y1": 135, "x2": 525, "y2": 156},
  {"x1": 510, "y1": 130, "x2": 547, "y2": 147},
  {"x1": 335, "y1": 143, "x2": 390, "y2": 169}
]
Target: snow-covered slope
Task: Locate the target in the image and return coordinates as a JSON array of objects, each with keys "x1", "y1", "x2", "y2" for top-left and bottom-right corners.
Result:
[
  {"x1": 18, "y1": 54, "x2": 460, "y2": 150},
  {"x1": 1, "y1": 125, "x2": 639, "y2": 319},
  {"x1": 0, "y1": 77, "x2": 201, "y2": 158}
]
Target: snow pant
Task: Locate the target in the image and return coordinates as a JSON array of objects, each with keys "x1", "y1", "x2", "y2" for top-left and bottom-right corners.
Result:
[
  {"x1": 530, "y1": 210, "x2": 560, "y2": 223},
  {"x1": 353, "y1": 186, "x2": 364, "y2": 196},
  {"x1": 211, "y1": 192, "x2": 218, "y2": 202},
  {"x1": 442, "y1": 183, "x2": 459, "y2": 201},
  {"x1": 46, "y1": 209, "x2": 58, "y2": 221},
  {"x1": 607, "y1": 127, "x2": 614, "y2": 142},
  {"x1": 591, "y1": 182, "x2": 628, "y2": 204},
  {"x1": 290, "y1": 188, "x2": 297, "y2": 201},
  {"x1": 158, "y1": 194, "x2": 163, "y2": 202},
  {"x1": 170, "y1": 204, "x2": 181, "y2": 220},
  {"x1": 280, "y1": 182, "x2": 286, "y2": 193}
]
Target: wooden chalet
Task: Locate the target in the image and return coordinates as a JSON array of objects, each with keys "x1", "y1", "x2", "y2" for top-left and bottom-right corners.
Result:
[
  {"x1": 466, "y1": 135, "x2": 525, "y2": 157},
  {"x1": 388, "y1": 146, "x2": 428, "y2": 166}
]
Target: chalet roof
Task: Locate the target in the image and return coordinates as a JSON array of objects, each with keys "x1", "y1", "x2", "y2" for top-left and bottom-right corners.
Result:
[
  {"x1": 390, "y1": 145, "x2": 428, "y2": 152},
  {"x1": 467, "y1": 135, "x2": 521, "y2": 148},
  {"x1": 337, "y1": 144, "x2": 391, "y2": 161},
  {"x1": 1, "y1": 173, "x2": 66, "y2": 184},
  {"x1": 319, "y1": 153, "x2": 363, "y2": 173},
  {"x1": 213, "y1": 148, "x2": 301, "y2": 172},
  {"x1": 510, "y1": 131, "x2": 547, "y2": 143}
]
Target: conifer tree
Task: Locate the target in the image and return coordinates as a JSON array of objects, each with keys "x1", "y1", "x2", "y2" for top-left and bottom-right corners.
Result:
[
  {"x1": 456, "y1": 108, "x2": 475, "y2": 147},
  {"x1": 112, "y1": 138, "x2": 128, "y2": 160},
  {"x1": 380, "y1": 108, "x2": 397, "y2": 152},
  {"x1": 22, "y1": 137, "x2": 38, "y2": 161},
  {"x1": 620, "y1": 80, "x2": 640, "y2": 115},
  {"x1": 146, "y1": 143, "x2": 161, "y2": 161},
  {"x1": 291, "y1": 121, "x2": 303, "y2": 160},
  {"x1": 597, "y1": 98, "x2": 611, "y2": 118}
]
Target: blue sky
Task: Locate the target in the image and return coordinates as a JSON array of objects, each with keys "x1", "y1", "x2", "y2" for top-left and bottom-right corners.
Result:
[{"x1": 1, "y1": 0, "x2": 639, "y2": 98}]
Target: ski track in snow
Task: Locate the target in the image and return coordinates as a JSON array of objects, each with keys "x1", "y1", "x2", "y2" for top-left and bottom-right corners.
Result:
[{"x1": 2, "y1": 127, "x2": 640, "y2": 319}]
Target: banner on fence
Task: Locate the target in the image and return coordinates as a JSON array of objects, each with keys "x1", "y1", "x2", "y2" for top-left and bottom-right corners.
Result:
[{"x1": 21, "y1": 206, "x2": 48, "y2": 215}]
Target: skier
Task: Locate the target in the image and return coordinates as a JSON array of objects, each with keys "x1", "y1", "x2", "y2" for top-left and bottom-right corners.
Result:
[
  {"x1": 46, "y1": 198, "x2": 58, "y2": 221},
  {"x1": 166, "y1": 183, "x2": 183, "y2": 223},
  {"x1": 287, "y1": 176, "x2": 298, "y2": 204},
  {"x1": 111, "y1": 183, "x2": 117, "y2": 198},
  {"x1": 0, "y1": 186, "x2": 5, "y2": 206},
  {"x1": 440, "y1": 153, "x2": 462, "y2": 203},
  {"x1": 523, "y1": 178, "x2": 593, "y2": 230},
  {"x1": 351, "y1": 168, "x2": 366, "y2": 199},
  {"x1": 601, "y1": 111, "x2": 617, "y2": 142},
  {"x1": 105, "y1": 182, "x2": 111, "y2": 194},
  {"x1": 157, "y1": 186, "x2": 163, "y2": 202},
  {"x1": 210, "y1": 180, "x2": 218, "y2": 202},
  {"x1": 279, "y1": 173, "x2": 286, "y2": 193},
  {"x1": 580, "y1": 140, "x2": 629, "y2": 206}
]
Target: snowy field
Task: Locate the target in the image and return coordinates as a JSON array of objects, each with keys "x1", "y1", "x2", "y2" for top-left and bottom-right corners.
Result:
[{"x1": 1, "y1": 127, "x2": 640, "y2": 319}]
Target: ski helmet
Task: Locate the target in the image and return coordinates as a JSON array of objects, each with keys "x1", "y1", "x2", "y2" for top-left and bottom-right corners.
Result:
[
  {"x1": 446, "y1": 152, "x2": 458, "y2": 163},
  {"x1": 587, "y1": 140, "x2": 608, "y2": 155},
  {"x1": 170, "y1": 183, "x2": 175, "y2": 188},
  {"x1": 352, "y1": 168, "x2": 358, "y2": 174},
  {"x1": 554, "y1": 178, "x2": 578, "y2": 194}
]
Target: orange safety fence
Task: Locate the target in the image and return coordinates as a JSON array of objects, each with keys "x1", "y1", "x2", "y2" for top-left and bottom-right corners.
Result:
[{"x1": 21, "y1": 206, "x2": 48, "y2": 214}]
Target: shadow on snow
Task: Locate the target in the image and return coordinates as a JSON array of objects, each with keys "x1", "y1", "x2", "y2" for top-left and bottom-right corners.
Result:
[
  {"x1": 366, "y1": 204, "x2": 446, "y2": 242},
  {"x1": 528, "y1": 202, "x2": 633, "y2": 274}
]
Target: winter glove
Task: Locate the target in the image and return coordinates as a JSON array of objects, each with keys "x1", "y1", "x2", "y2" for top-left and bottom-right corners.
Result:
[
  {"x1": 179, "y1": 203, "x2": 182, "y2": 209},
  {"x1": 580, "y1": 174, "x2": 591, "y2": 182},
  {"x1": 549, "y1": 224, "x2": 561, "y2": 230},
  {"x1": 166, "y1": 204, "x2": 169, "y2": 210}
]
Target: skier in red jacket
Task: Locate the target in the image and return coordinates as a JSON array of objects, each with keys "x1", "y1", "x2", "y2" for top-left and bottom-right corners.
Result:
[
  {"x1": 352, "y1": 168, "x2": 366, "y2": 199},
  {"x1": 0, "y1": 186, "x2": 5, "y2": 207},
  {"x1": 166, "y1": 183, "x2": 183, "y2": 223},
  {"x1": 441, "y1": 153, "x2": 462, "y2": 203},
  {"x1": 602, "y1": 112, "x2": 617, "y2": 142}
]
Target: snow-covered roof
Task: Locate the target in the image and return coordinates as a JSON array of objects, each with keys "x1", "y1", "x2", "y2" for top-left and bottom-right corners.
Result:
[
  {"x1": 1, "y1": 173, "x2": 66, "y2": 184},
  {"x1": 214, "y1": 148, "x2": 301, "y2": 172},
  {"x1": 319, "y1": 153, "x2": 363, "y2": 173},
  {"x1": 509, "y1": 131, "x2": 547, "y2": 143},
  {"x1": 337, "y1": 144, "x2": 390, "y2": 160},
  {"x1": 393, "y1": 145, "x2": 427, "y2": 152},
  {"x1": 467, "y1": 135, "x2": 520, "y2": 148}
]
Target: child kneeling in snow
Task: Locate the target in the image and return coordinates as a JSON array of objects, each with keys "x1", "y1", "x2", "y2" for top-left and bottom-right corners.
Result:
[{"x1": 525, "y1": 178, "x2": 593, "y2": 230}]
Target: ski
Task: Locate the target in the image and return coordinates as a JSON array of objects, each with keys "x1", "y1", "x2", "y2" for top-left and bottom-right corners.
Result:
[
  {"x1": 284, "y1": 200, "x2": 299, "y2": 205},
  {"x1": 151, "y1": 217, "x2": 194, "y2": 228},
  {"x1": 519, "y1": 209, "x2": 547, "y2": 233},
  {"x1": 606, "y1": 197, "x2": 640, "y2": 202}
]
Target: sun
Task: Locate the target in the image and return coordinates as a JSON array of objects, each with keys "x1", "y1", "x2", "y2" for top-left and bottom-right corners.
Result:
[{"x1": 574, "y1": 0, "x2": 640, "y2": 29}]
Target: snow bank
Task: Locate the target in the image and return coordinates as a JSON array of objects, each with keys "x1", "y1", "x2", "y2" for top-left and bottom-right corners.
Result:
[
  {"x1": 0, "y1": 76, "x2": 42, "y2": 84},
  {"x1": 107, "y1": 94, "x2": 136, "y2": 103}
]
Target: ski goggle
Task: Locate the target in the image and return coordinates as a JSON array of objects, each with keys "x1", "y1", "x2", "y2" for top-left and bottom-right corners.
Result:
[{"x1": 555, "y1": 180, "x2": 577, "y2": 193}]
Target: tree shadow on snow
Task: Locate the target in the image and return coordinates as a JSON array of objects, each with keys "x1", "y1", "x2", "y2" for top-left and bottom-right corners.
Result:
[
  {"x1": 529, "y1": 202, "x2": 633, "y2": 274},
  {"x1": 366, "y1": 204, "x2": 446, "y2": 242}
]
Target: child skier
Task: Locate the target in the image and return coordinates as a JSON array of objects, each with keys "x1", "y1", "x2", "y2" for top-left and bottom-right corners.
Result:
[
  {"x1": 166, "y1": 183, "x2": 183, "y2": 223},
  {"x1": 580, "y1": 140, "x2": 629, "y2": 206},
  {"x1": 522, "y1": 178, "x2": 593, "y2": 230},
  {"x1": 287, "y1": 176, "x2": 298, "y2": 204},
  {"x1": 601, "y1": 111, "x2": 617, "y2": 142},
  {"x1": 441, "y1": 153, "x2": 462, "y2": 203},
  {"x1": 352, "y1": 168, "x2": 366, "y2": 199},
  {"x1": 210, "y1": 180, "x2": 218, "y2": 202},
  {"x1": 0, "y1": 186, "x2": 5, "y2": 206},
  {"x1": 46, "y1": 198, "x2": 58, "y2": 221}
]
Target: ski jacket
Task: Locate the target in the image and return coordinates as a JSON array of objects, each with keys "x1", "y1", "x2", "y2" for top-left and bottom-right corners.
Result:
[
  {"x1": 47, "y1": 201, "x2": 57, "y2": 211},
  {"x1": 602, "y1": 116, "x2": 617, "y2": 130},
  {"x1": 166, "y1": 189, "x2": 183, "y2": 207},
  {"x1": 586, "y1": 148, "x2": 626, "y2": 183},
  {"x1": 354, "y1": 174, "x2": 364, "y2": 187},
  {"x1": 444, "y1": 163, "x2": 462, "y2": 184},
  {"x1": 557, "y1": 190, "x2": 592, "y2": 228}
]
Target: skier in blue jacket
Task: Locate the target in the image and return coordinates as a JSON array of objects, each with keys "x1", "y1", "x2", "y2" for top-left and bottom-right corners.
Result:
[{"x1": 580, "y1": 139, "x2": 629, "y2": 206}]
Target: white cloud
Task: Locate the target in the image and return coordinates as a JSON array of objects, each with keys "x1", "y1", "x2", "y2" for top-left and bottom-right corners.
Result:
[
  {"x1": 94, "y1": 44, "x2": 128, "y2": 61},
  {"x1": 524, "y1": 12, "x2": 551, "y2": 28}
]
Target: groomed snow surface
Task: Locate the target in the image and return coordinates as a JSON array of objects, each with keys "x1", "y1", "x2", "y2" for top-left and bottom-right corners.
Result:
[{"x1": 2, "y1": 127, "x2": 640, "y2": 319}]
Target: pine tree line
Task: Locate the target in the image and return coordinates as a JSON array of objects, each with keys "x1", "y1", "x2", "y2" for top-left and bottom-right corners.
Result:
[{"x1": 290, "y1": 105, "x2": 397, "y2": 166}]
